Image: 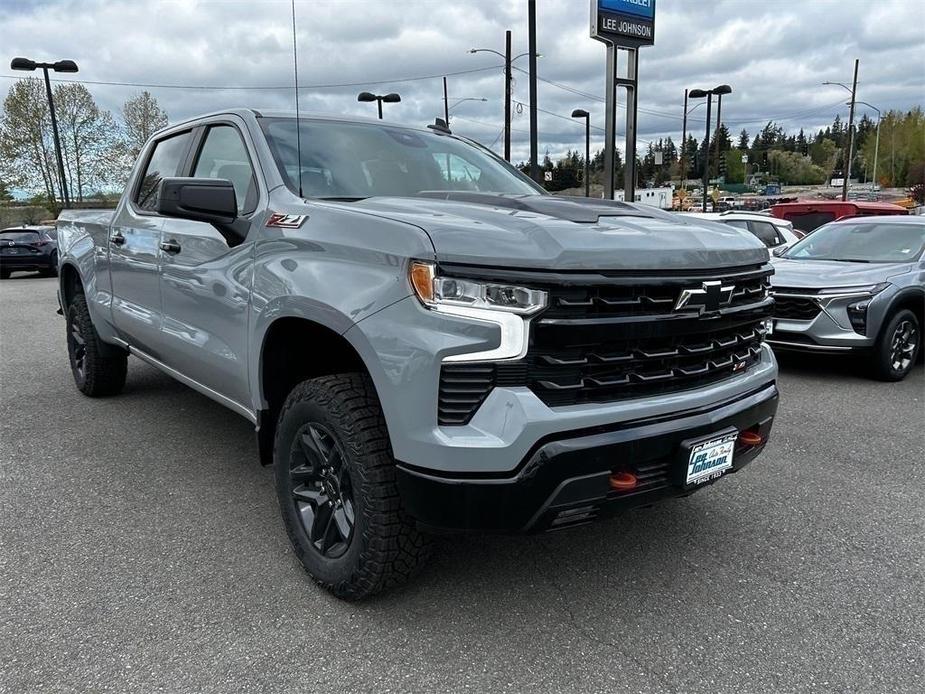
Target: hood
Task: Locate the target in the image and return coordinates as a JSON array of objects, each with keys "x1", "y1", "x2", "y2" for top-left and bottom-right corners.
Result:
[
  {"x1": 771, "y1": 257, "x2": 912, "y2": 289},
  {"x1": 340, "y1": 193, "x2": 768, "y2": 271}
]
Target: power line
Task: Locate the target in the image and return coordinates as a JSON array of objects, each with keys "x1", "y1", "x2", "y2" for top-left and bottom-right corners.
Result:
[{"x1": 0, "y1": 64, "x2": 504, "y2": 91}]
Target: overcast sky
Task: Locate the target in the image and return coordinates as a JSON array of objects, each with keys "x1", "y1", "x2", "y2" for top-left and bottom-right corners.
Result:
[{"x1": 2, "y1": 0, "x2": 923, "y2": 162}]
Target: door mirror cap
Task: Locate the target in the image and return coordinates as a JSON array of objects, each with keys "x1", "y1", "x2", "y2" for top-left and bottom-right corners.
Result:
[
  {"x1": 772, "y1": 245, "x2": 789, "y2": 257},
  {"x1": 156, "y1": 177, "x2": 246, "y2": 246}
]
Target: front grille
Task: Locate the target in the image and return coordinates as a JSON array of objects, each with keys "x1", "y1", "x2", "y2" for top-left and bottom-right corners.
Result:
[
  {"x1": 437, "y1": 264, "x2": 774, "y2": 422},
  {"x1": 772, "y1": 294, "x2": 821, "y2": 321}
]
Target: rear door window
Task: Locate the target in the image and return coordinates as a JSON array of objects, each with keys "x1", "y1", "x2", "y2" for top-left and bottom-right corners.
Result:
[
  {"x1": 786, "y1": 212, "x2": 836, "y2": 233},
  {"x1": 135, "y1": 131, "x2": 194, "y2": 212},
  {"x1": 748, "y1": 220, "x2": 783, "y2": 247}
]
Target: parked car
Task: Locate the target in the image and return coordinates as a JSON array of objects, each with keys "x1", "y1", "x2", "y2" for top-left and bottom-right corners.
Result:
[
  {"x1": 684, "y1": 211, "x2": 799, "y2": 249},
  {"x1": 0, "y1": 225, "x2": 59, "y2": 279},
  {"x1": 769, "y1": 216, "x2": 924, "y2": 380},
  {"x1": 770, "y1": 201, "x2": 908, "y2": 235},
  {"x1": 55, "y1": 109, "x2": 779, "y2": 599}
]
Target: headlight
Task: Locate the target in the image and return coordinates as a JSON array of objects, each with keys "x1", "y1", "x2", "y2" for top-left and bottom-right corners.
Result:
[{"x1": 409, "y1": 261, "x2": 547, "y2": 315}]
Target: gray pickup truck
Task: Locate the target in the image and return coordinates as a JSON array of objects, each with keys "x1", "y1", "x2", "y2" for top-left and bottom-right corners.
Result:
[{"x1": 57, "y1": 109, "x2": 778, "y2": 599}]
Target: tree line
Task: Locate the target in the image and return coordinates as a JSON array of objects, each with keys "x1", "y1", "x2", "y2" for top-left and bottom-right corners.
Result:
[
  {"x1": 525, "y1": 109, "x2": 925, "y2": 192},
  {"x1": 0, "y1": 79, "x2": 168, "y2": 211}
]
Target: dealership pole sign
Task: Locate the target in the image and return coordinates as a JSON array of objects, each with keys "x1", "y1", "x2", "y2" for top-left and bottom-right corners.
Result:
[
  {"x1": 591, "y1": 0, "x2": 655, "y2": 46},
  {"x1": 591, "y1": 0, "x2": 655, "y2": 202}
]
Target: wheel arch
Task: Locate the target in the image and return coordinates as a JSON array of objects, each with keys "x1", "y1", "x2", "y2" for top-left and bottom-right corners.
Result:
[
  {"x1": 883, "y1": 287, "x2": 924, "y2": 336},
  {"x1": 254, "y1": 310, "x2": 385, "y2": 466},
  {"x1": 59, "y1": 261, "x2": 83, "y2": 309}
]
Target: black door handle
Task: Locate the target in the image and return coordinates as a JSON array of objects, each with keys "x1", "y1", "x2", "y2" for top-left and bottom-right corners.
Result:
[
  {"x1": 110, "y1": 231, "x2": 126, "y2": 245},
  {"x1": 160, "y1": 239, "x2": 181, "y2": 254}
]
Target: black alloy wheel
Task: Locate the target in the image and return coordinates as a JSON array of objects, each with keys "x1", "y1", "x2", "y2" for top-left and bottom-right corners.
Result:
[
  {"x1": 288, "y1": 422, "x2": 356, "y2": 559},
  {"x1": 68, "y1": 313, "x2": 87, "y2": 383},
  {"x1": 889, "y1": 318, "x2": 918, "y2": 373}
]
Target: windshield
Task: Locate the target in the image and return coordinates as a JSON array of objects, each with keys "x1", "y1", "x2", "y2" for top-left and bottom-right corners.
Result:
[
  {"x1": 783, "y1": 221, "x2": 925, "y2": 263},
  {"x1": 259, "y1": 118, "x2": 544, "y2": 199}
]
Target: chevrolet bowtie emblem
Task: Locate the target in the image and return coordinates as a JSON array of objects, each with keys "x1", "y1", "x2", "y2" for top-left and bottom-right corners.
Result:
[{"x1": 675, "y1": 281, "x2": 736, "y2": 314}]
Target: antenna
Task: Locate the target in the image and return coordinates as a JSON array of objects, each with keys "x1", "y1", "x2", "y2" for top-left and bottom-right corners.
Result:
[{"x1": 290, "y1": 0, "x2": 303, "y2": 198}]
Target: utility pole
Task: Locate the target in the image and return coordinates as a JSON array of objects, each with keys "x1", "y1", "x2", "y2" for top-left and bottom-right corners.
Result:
[
  {"x1": 680, "y1": 88, "x2": 688, "y2": 192},
  {"x1": 842, "y1": 58, "x2": 859, "y2": 202},
  {"x1": 504, "y1": 30, "x2": 512, "y2": 162},
  {"x1": 528, "y1": 0, "x2": 539, "y2": 182}
]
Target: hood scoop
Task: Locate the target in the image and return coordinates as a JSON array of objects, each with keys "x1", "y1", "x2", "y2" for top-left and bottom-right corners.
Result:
[{"x1": 413, "y1": 192, "x2": 659, "y2": 224}]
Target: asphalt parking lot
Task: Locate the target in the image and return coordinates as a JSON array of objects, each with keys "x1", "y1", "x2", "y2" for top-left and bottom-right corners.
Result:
[{"x1": 1, "y1": 274, "x2": 923, "y2": 694}]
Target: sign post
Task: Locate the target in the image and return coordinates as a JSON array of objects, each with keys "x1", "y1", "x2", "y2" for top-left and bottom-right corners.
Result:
[{"x1": 591, "y1": 0, "x2": 655, "y2": 202}]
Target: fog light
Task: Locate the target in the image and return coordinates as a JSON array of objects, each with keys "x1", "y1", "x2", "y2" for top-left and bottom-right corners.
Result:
[
  {"x1": 846, "y1": 300, "x2": 869, "y2": 335},
  {"x1": 609, "y1": 471, "x2": 637, "y2": 491}
]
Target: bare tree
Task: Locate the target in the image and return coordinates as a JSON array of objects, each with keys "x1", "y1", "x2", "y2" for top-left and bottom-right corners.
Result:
[
  {"x1": 122, "y1": 91, "x2": 168, "y2": 159},
  {"x1": 0, "y1": 78, "x2": 59, "y2": 205}
]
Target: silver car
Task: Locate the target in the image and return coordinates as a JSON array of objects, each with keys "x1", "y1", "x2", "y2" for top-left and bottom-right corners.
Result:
[{"x1": 769, "y1": 216, "x2": 924, "y2": 380}]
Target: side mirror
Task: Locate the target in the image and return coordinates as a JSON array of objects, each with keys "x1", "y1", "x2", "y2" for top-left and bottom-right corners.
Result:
[
  {"x1": 772, "y1": 245, "x2": 788, "y2": 257},
  {"x1": 156, "y1": 177, "x2": 247, "y2": 247}
]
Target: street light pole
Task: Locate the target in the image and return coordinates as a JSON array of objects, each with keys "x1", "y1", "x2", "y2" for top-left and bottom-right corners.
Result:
[
  {"x1": 842, "y1": 59, "x2": 859, "y2": 202},
  {"x1": 714, "y1": 92, "x2": 725, "y2": 181},
  {"x1": 680, "y1": 88, "x2": 688, "y2": 192},
  {"x1": 702, "y1": 93, "x2": 712, "y2": 212},
  {"x1": 357, "y1": 91, "x2": 401, "y2": 120},
  {"x1": 11, "y1": 57, "x2": 78, "y2": 208},
  {"x1": 504, "y1": 30, "x2": 512, "y2": 162},
  {"x1": 528, "y1": 0, "x2": 539, "y2": 182},
  {"x1": 571, "y1": 109, "x2": 590, "y2": 197},
  {"x1": 443, "y1": 77, "x2": 449, "y2": 124},
  {"x1": 41, "y1": 66, "x2": 69, "y2": 208}
]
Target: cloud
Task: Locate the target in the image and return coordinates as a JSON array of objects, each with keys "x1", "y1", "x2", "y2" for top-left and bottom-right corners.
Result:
[{"x1": 1, "y1": 0, "x2": 922, "y2": 163}]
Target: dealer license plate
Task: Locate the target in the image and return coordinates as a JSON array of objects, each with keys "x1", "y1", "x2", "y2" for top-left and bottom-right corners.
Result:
[{"x1": 685, "y1": 432, "x2": 736, "y2": 485}]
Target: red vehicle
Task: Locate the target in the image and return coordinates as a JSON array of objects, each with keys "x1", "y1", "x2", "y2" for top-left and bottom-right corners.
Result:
[{"x1": 771, "y1": 201, "x2": 908, "y2": 236}]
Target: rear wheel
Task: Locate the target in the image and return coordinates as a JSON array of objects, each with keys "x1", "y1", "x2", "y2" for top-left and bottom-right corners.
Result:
[
  {"x1": 66, "y1": 292, "x2": 128, "y2": 396},
  {"x1": 871, "y1": 309, "x2": 919, "y2": 381},
  {"x1": 43, "y1": 251, "x2": 59, "y2": 277},
  {"x1": 273, "y1": 373, "x2": 431, "y2": 600}
]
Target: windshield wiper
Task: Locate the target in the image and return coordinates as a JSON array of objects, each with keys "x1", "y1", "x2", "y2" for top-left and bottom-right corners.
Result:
[
  {"x1": 315, "y1": 196, "x2": 367, "y2": 202},
  {"x1": 826, "y1": 258, "x2": 872, "y2": 263}
]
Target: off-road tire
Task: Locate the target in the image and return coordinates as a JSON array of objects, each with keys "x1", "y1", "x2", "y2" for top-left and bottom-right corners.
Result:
[
  {"x1": 273, "y1": 373, "x2": 432, "y2": 600},
  {"x1": 66, "y1": 292, "x2": 128, "y2": 396},
  {"x1": 870, "y1": 309, "x2": 920, "y2": 381}
]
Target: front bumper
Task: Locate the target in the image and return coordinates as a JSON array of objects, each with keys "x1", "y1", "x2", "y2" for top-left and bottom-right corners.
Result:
[{"x1": 396, "y1": 381, "x2": 778, "y2": 532}]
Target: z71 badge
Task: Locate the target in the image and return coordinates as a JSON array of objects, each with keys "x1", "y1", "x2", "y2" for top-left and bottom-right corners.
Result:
[{"x1": 266, "y1": 213, "x2": 308, "y2": 229}]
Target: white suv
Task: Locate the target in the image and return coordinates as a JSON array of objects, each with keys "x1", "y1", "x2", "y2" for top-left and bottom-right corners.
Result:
[{"x1": 683, "y1": 211, "x2": 799, "y2": 249}]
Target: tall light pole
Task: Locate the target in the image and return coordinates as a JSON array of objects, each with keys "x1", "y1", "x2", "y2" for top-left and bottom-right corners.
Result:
[
  {"x1": 528, "y1": 0, "x2": 538, "y2": 182},
  {"x1": 855, "y1": 100, "x2": 881, "y2": 191},
  {"x1": 470, "y1": 42, "x2": 539, "y2": 162},
  {"x1": 11, "y1": 57, "x2": 78, "y2": 208},
  {"x1": 689, "y1": 85, "x2": 732, "y2": 212},
  {"x1": 823, "y1": 59, "x2": 859, "y2": 202},
  {"x1": 571, "y1": 109, "x2": 590, "y2": 197},
  {"x1": 357, "y1": 91, "x2": 401, "y2": 120},
  {"x1": 680, "y1": 89, "x2": 688, "y2": 193}
]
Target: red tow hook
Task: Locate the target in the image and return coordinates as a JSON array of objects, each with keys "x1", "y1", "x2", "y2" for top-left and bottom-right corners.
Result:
[{"x1": 609, "y1": 471, "x2": 638, "y2": 491}]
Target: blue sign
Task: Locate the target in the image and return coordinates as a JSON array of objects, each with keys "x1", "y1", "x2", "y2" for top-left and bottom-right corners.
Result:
[{"x1": 599, "y1": 0, "x2": 655, "y2": 21}]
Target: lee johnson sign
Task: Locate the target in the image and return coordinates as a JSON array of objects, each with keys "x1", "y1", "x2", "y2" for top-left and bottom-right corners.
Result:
[{"x1": 591, "y1": 0, "x2": 656, "y2": 46}]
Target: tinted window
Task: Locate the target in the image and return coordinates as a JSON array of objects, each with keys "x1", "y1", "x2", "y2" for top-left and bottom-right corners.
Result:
[
  {"x1": 0, "y1": 231, "x2": 40, "y2": 242},
  {"x1": 785, "y1": 222, "x2": 925, "y2": 262},
  {"x1": 192, "y1": 125, "x2": 257, "y2": 214},
  {"x1": 135, "y1": 131, "x2": 193, "y2": 211},
  {"x1": 724, "y1": 219, "x2": 750, "y2": 230},
  {"x1": 749, "y1": 221, "x2": 782, "y2": 247},
  {"x1": 786, "y1": 211, "x2": 836, "y2": 232}
]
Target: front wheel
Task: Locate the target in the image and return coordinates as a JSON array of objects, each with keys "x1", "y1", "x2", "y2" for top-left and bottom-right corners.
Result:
[
  {"x1": 273, "y1": 373, "x2": 431, "y2": 600},
  {"x1": 871, "y1": 309, "x2": 920, "y2": 381}
]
